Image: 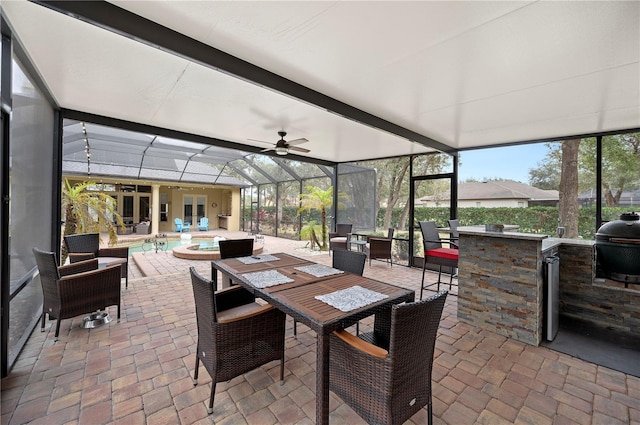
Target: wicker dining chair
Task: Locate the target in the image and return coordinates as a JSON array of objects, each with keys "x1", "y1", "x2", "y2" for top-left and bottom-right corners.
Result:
[
  {"x1": 64, "y1": 232, "x2": 129, "y2": 288},
  {"x1": 329, "y1": 291, "x2": 448, "y2": 425},
  {"x1": 212, "y1": 238, "x2": 255, "y2": 289},
  {"x1": 33, "y1": 247, "x2": 122, "y2": 340},
  {"x1": 293, "y1": 249, "x2": 367, "y2": 337},
  {"x1": 364, "y1": 228, "x2": 395, "y2": 267},
  {"x1": 189, "y1": 267, "x2": 286, "y2": 414},
  {"x1": 218, "y1": 238, "x2": 254, "y2": 259}
]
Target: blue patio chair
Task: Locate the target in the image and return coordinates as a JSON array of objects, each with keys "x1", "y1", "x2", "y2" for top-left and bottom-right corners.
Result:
[
  {"x1": 174, "y1": 218, "x2": 191, "y2": 232},
  {"x1": 197, "y1": 217, "x2": 209, "y2": 231}
]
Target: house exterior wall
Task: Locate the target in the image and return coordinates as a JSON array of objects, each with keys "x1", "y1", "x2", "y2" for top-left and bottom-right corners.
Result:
[{"x1": 64, "y1": 177, "x2": 242, "y2": 232}]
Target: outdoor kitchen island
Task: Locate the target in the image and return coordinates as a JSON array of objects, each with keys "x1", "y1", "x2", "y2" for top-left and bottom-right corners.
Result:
[{"x1": 457, "y1": 225, "x2": 640, "y2": 346}]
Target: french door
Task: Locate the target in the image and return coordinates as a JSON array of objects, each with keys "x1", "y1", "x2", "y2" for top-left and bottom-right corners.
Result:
[{"x1": 183, "y1": 195, "x2": 206, "y2": 225}]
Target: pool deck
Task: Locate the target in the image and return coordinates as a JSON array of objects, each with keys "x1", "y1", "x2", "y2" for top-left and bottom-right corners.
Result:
[{"x1": 2, "y1": 231, "x2": 638, "y2": 425}]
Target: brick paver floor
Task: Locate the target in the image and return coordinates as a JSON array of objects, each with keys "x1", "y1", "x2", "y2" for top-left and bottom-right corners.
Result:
[{"x1": 2, "y1": 232, "x2": 639, "y2": 424}]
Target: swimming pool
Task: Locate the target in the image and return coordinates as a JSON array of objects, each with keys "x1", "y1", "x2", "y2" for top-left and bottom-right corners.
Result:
[{"x1": 125, "y1": 238, "x2": 215, "y2": 255}]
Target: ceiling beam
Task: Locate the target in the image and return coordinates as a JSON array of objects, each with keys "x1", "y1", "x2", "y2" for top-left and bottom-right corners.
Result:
[{"x1": 35, "y1": 0, "x2": 455, "y2": 154}]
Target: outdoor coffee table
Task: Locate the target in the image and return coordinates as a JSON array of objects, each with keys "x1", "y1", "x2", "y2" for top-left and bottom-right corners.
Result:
[{"x1": 212, "y1": 253, "x2": 414, "y2": 425}]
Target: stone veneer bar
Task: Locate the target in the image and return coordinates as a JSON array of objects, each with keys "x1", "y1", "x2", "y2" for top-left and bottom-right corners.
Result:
[
  {"x1": 457, "y1": 227, "x2": 548, "y2": 346},
  {"x1": 457, "y1": 226, "x2": 640, "y2": 346}
]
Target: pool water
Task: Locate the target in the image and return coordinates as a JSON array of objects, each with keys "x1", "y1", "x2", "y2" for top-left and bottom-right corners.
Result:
[{"x1": 126, "y1": 238, "x2": 216, "y2": 255}]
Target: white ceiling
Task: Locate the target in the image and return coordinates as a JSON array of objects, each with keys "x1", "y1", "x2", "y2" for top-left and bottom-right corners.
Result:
[{"x1": 3, "y1": 0, "x2": 639, "y2": 164}]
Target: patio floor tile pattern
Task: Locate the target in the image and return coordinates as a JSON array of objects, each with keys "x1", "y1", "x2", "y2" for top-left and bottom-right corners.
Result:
[{"x1": 2, "y1": 232, "x2": 639, "y2": 424}]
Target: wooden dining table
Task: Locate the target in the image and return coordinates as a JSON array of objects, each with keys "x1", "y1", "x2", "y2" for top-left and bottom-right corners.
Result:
[{"x1": 211, "y1": 252, "x2": 415, "y2": 425}]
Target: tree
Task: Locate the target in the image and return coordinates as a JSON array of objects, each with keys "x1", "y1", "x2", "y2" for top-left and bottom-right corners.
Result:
[
  {"x1": 61, "y1": 179, "x2": 125, "y2": 264},
  {"x1": 298, "y1": 186, "x2": 334, "y2": 250},
  {"x1": 579, "y1": 134, "x2": 640, "y2": 206},
  {"x1": 558, "y1": 140, "x2": 580, "y2": 238},
  {"x1": 528, "y1": 143, "x2": 563, "y2": 190},
  {"x1": 353, "y1": 154, "x2": 450, "y2": 231},
  {"x1": 300, "y1": 220, "x2": 322, "y2": 250},
  {"x1": 529, "y1": 134, "x2": 640, "y2": 206}
]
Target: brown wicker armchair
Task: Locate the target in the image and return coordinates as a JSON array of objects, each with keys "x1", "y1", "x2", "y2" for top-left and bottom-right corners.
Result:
[
  {"x1": 329, "y1": 291, "x2": 448, "y2": 425},
  {"x1": 329, "y1": 223, "x2": 353, "y2": 252},
  {"x1": 64, "y1": 233, "x2": 129, "y2": 288},
  {"x1": 33, "y1": 247, "x2": 122, "y2": 340},
  {"x1": 365, "y1": 228, "x2": 395, "y2": 267},
  {"x1": 190, "y1": 267, "x2": 286, "y2": 414}
]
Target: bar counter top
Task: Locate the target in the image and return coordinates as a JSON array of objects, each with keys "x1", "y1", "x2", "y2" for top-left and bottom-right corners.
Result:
[{"x1": 457, "y1": 226, "x2": 548, "y2": 241}]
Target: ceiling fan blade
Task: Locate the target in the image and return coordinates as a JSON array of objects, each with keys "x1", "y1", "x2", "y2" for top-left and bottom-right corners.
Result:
[
  {"x1": 289, "y1": 145, "x2": 310, "y2": 153},
  {"x1": 260, "y1": 147, "x2": 274, "y2": 153},
  {"x1": 287, "y1": 137, "x2": 309, "y2": 146}
]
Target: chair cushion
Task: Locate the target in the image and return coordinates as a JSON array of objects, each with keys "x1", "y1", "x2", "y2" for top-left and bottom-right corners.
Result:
[
  {"x1": 217, "y1": 302, "x2": 273, "y2": 323},
  {"x1": 425, "y1": 248, "x2": 458, "y2": 260},
  {"x1": 330, "y1": 237, "x2": 347, "y2": 243}
]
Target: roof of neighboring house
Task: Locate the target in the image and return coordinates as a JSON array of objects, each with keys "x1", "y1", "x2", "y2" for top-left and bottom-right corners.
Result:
[{"x1": 420, "y1": 180, "x2": 559, "y2": 202}]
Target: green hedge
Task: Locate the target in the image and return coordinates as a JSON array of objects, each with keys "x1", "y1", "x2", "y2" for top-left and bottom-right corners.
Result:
[
  {"x1": 245, "y1": 205, "x2": 631, "y2": 240},
  {"x1": 378, "y1": 206, "x2": 631, "y2": 240}
]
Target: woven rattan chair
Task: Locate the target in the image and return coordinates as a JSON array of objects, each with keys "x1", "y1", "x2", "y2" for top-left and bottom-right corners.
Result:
[
  {"x1": 365, "y1": 228, "x2": 395, "y2": 267},
  {"x1": 218, "y1": 238, "x2": 254, "y2": 259},
  {"x1": 212, "y1": 238, "x2": 255, "y2": 289},
  {"x1": 190, "y1": 267, "x2": 286, "y2": 414},
  {"x1": 329, "y1": 291, "x2": 448, "y2": 425},
  {"x1": 329, "y1": 223, "x2": 353, "y2": 252},
  {"x1": 64, "y1": 232, "x2": 129, "y2": 288},
  {"x1": 33, "y1": 247, "x2": 122, "y2": 340},
  {"x1": 419, "y1": 221, "x2": 458, "y2": 299},
  {"x1": 293, "y1": 249, "x2": 367, "y2": 337}
]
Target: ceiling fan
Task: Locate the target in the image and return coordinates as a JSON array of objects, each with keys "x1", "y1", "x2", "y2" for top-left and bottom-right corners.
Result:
[{"x1": 249, "y1": 131, "x2": 310, "y2": 156}]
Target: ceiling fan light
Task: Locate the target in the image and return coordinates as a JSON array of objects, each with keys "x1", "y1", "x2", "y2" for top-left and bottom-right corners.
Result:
[{"x1": 275, "y1": 146, "x2": 289, "y2": 155}]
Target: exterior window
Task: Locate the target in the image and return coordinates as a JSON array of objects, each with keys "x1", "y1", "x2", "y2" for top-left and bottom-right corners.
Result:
[
  {"x1": 160, "y1": 193, "x2": 168, "y2": 222},
  {"x1": 518, "y1": 201, "x2": 525, "y2": 208}
]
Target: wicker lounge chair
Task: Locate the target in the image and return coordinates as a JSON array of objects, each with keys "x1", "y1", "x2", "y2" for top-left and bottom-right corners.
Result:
[
  {"x1": 419, "y1": 221, "x2": 458, "y2": 299},
  {"x1": 33, "y1": 247, "x2": 122, "y2": 340},
  {"x1": 190, "y1": 267, "x2": 286, "y2": 414},
  {"x1": 329, "y1": 223, "x2": 353, "y2": 252},
  {"x1": 365, "y1": 228, "x2": 395, "y2": 267},
  {"x1": 64, "y1": 233, "x2": 129, "y2": 288},
  {"x1": 135, "y1": 221, "x2": 151, "y2": 234},
  {"x1": 329, "y1": 291, "x2": 448, "y2": 425}
]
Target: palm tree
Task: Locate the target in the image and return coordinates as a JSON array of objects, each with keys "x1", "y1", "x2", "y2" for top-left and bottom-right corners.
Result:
[
  {"x1": 300, "y1": 220, "x2": 323, "y2": 250},
  {"x1": 298, "y1": 186, "x2": 335, "y2": 250},
  {"x1": 61, "y1": 179, "x2": 124, "y2": 264}
]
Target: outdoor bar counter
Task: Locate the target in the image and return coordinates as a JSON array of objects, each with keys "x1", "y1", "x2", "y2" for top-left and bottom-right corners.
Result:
[{"x1": 457, "y1": 226, "x2": 639, "y2": 346}]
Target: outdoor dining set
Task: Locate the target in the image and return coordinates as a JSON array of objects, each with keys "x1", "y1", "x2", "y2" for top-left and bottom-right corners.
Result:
[{"x1": 31, "y1": 224, "x2": 456, "y2": 424}]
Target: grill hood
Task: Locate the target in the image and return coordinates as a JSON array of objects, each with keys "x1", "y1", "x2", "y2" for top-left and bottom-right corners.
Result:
[{"x1": 595, "y1": 212, "x2": 640, "y2": 241}]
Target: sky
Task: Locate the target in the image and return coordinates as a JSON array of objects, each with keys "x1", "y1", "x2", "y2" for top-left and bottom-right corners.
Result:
[{"x1": 457, "y1": 143, "x2": 552, "y2": 183}]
